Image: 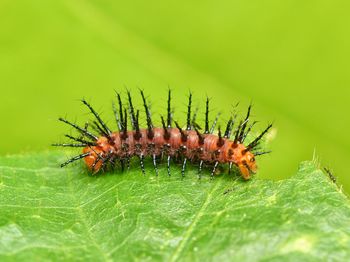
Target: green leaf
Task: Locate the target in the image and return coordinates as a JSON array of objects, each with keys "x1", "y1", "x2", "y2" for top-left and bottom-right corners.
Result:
[{"x1": 0, "y1": 151, "x2": 349, "y2": 261}]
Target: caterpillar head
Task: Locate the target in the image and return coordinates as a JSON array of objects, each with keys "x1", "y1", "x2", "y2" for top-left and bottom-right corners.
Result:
[
  {"x1": 82, "y1": 146, "x2": 103, "y2": 173},
  {"x1": 83, "y1": 136, "x2": 117, "y2": 173},
  {"x1": 227, "y1": 143, "x2": 257, "y2": 180},
  {"x1": 238, "y1": 150, "x2": 257, "y2": 180}
]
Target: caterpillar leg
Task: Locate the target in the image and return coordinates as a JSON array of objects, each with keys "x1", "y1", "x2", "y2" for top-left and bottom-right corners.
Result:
[
  {"x1": 167, "y1": 155, "x2": 171, "y2": 176},
  {"x1": 139, "y1": 154, "x2": 145, "y2": 175},
  {"x1": 210, "y1": 161, "x2": 219, "y2": 179},
  {"x1": 152, "y1": 154, "x2": 159, "y2": 176},
  {"x1": 181, "y1": 158, "x2": 187, "y2": 177},
  {"x1": 198, "y1": 160, "x2": 204, "y2": 179},
  {"x1": 228, "y1": 162, "x2": 233, "y2": 175}
]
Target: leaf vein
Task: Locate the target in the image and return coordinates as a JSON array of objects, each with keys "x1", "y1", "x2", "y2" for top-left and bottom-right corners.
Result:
[{"x1": 169, "y1": 180, "x2": 223, "y2": 262}]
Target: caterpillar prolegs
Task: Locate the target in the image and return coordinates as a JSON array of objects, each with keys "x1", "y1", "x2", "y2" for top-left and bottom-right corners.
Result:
[{"x1": 53, "y1": 90, "x2": 272, "y2": 180}]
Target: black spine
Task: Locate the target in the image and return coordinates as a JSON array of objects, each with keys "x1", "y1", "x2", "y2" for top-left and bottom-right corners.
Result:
[
  {"x1": 241, "y1": 121, "x2": 257, "y2": 142},
  {"x1": 175, "y1": 121, "x2": 187, "y2": 142},
  {"x1": 167, "y1": 89, "x2": 172, "y2": 128},
  {"x1": 140, "y1": 90, "x2": 154, "y2": 139},
  {"x1": 217, "y1": 126, "x2": 224, "y2": 147},
  {"x1": 52, "y1": 143, "x2": 87, "y2": 147},
  {"x1": 93, "y1": 121, "x2": 109, "y2": 137},
  {"x1": 210, "y1": 113, "x2": 221, "y2": 134},
  {"x1": 254, "y1": 151, "x2": 272, "y2": 156},
  {"x1": 234, "y1": 120, "x2": 243, "y2": 143},
  {"x1": 58, "y1": 118, "x2": 98, "y2": 141},
  {"x1": 195, "y1": 128, "x2": 204, "y2": 145},
  {"x1": 121, "y1": 109, "x2": 128, "y2": 140},
  {"x1": 117, "y1": 92, "x2": 124, "y2": 130},
  {"x1": 65, "y1": 134, "x2": 96, "y2": 146},
  {"x1": 161, "y1": 116, "x2": 170, "y2": 140},
  {"x1": 60, "y1": 152, "x2": 91, "y2": 167},
  {"x1": 134, "y1": 110, "x2": 141, "y2": 140},
  {"x1": 237, "y1": 104, "x2": 252, "y2": 142},
  {"x1": 81, "y1": 99, "x2": 111, "y2": 136},
  {"x1": 186, "y1": 92, "x2": 192, "y2": 130},
  {"x1": 112, "y1": 101, "x2": 122, "y2": 131},
  {"x1": 127, "y1": 90, "x2": 137, "y2": 130},
  {"x1": 224, "y1": 117, "x2": 233, "y2": 138},
  {"x1": 246, "y1": 124, "x2": 272, "y2": 150},
  {"x1": 204, "y1": 97, "x2": 210, "y2": 134}
]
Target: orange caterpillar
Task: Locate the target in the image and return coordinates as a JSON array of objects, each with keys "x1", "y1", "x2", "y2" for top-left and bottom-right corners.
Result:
[{"x1": 54, "y1": 90, "x2": 271, "y2": 179}]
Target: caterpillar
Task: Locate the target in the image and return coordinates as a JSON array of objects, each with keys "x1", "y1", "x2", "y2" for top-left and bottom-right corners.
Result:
[{"x1": 53, "y1": 90, "x2": 272, "y2": 180}]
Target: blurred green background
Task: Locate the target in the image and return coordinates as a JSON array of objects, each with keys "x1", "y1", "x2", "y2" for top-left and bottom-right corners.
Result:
[{"x1": 1, "y1": 1, "x2": 349, "y2": 190}]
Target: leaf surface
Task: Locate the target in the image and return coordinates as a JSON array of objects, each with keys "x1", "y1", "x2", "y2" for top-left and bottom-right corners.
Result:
[{"x1": 0, "y1": 151, "x2": 349, "y2": 261}]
